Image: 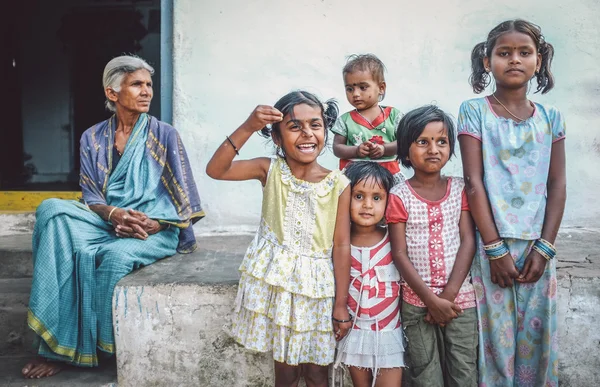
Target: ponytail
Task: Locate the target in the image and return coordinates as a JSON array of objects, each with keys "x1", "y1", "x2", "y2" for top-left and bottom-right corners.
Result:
[
  {"x1": 322, "y1": 99, "x2": 339, "y2": 130},
  {"x1": 535, "y1": 41, "x2": 555, "y2": 94},
  {"x1": 469, "y1": 42, "x2": 490, "y2": 94}
]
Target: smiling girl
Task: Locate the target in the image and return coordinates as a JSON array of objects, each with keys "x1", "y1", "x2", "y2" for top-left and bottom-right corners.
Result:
[{"x1": 206, "y1": 91, "x2": 352, "y2": 387}]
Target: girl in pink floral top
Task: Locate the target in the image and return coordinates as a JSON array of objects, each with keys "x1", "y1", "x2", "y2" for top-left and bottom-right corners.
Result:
[{"x1": 387, "y1": 105, "x2": 477, "y2": 386}]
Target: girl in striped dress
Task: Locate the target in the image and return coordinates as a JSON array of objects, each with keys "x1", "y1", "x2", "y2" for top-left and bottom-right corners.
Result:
[{"x1": 335, "y1": 162, "x2": 405, "y2": 387}]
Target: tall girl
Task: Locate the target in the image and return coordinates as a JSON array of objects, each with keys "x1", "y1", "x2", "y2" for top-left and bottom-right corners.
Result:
[
  {"x1": 206, "y1": 91, "x2": 353, "y2": 387},
  {"x1": 458, "y1": 20, "x2": 566, "y2": 386}
]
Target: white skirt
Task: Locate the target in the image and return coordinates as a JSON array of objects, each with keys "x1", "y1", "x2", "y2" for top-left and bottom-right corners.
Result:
[{"x1": 336, "y1": 327, "x2": 406, "y2": 369}]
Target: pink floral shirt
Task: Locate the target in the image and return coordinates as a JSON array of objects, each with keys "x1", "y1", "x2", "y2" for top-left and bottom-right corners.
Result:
[{"x1": 386, "y1": 177, "x2": 476, "y2": 309}]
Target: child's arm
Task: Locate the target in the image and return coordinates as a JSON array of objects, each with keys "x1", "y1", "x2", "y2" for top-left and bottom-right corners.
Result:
[
  {"x1": 206, "y1": 106, "x2": 282, "y2": 185},
  {"x1": 439, "y1": 210, "x2": 476, "y2": 301},
  {"x1": 333, "y1": 134, "x2": 370, "y2": 159},
  {"x1": 518, "y1": 139, "x2": 566, "y2": 282},
  {"x1": 389, "y1": 222, "x2": 461, "y2": 324},
  {"x1": 332, "y1": 186, "x2": 352, "y2": 340},
  {"x1": 459, "y1": 136, "x2": 520, "y2": 288}
]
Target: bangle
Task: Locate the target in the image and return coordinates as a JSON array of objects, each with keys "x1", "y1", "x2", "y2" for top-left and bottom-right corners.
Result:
[
  {"x1": 483, "y1": 239, "x2": 510, "y2": 260},
  {"x1": 532, "y1": 238, "x2": 556, "y2": 260},
  {"x1": 332, "y1": 315, "x2": 353, "y2": 323},
  {"x1": 226, "y1": 135, "x2": 240, "y2": 155},
  {"x1": 107, "y1": 207, "x2": 118, "y2": 222}
]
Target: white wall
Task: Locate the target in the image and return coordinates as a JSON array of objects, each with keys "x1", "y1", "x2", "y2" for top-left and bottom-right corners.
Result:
[{"x1": 173, "y1": 0, "x2": 600, "y2": 233}]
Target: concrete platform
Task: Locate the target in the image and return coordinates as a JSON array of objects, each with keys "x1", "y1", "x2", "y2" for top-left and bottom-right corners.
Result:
[
  {"x1": 112, "y1": 228, "x2": 600, "y2": 387},
  {"x1": 1, "y1": 227, "x2": 599, "y2": 386}
]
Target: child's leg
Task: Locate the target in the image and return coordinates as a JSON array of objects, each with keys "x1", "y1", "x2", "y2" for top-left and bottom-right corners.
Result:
[
  {"x1": 513, "y1": 245, "x2": 558, "y2": 386},
  {"x1": 442, "y1": 307, "x2": 478, "y2": 387},
  {"x1": 274, "y1": 361, "x2": 301, "y2": 387},
  {"x1": 471, "y1": 236, "x2": 518, "y2": 386},
  {"x1": 301, "y1": 363, "x2": 329, "y2": 387},
  {"x1": 348, "y1": 366, "x2": 373, "y2": 387},
  {"x1": 401, "y1": 301, "x2": 444, "y2": 387},
  {"x1": 374, "y1": 367, "x2": 403, "y2": 387}
]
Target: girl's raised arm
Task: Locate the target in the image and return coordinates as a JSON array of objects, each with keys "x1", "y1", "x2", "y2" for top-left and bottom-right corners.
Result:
[{"x1": 206, "y1": 106, "x2": 282, "y2": 185}]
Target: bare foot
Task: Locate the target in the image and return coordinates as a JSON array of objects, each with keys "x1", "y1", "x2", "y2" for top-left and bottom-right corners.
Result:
[{"x1": 22, "y1": 357, "x2": 63, "y2": 379}]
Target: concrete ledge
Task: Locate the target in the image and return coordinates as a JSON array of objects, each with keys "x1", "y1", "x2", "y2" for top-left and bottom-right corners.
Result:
[
  {"x1": 113, "y1": 234, "x2": 275, "y2": 387},
  {"x1": 109, "y1": 228, "x2": 599, "y2": 386}
]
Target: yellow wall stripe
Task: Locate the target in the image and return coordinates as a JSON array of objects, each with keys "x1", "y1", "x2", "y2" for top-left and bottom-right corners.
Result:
[{"x1": 0, "y1": 191, "x2": 81, "y2": 212}]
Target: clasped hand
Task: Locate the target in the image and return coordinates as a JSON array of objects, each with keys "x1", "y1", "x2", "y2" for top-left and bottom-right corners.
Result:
[
  {"x1": 357, "y1": 141, "x2": 385, "y2": 159},
  {"x1": 424, "y1": 291, "x2": 462, "y2": 326},
  {"x1": 490, "y1": 250, "x2": 546, "y2": 288},
  {"x1": 110, "y1": 208, "x2": 162, "y2": 240}
]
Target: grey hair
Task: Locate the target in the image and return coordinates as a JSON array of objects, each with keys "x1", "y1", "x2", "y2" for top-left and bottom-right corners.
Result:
[{"x1": 102, "y1": 55, "x2": 155, "y2": 112}]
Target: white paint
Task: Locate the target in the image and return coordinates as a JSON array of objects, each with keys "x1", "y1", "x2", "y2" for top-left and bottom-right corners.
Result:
[{"x1": 173, "y1": 0, "x2": 600, "y2": 232}]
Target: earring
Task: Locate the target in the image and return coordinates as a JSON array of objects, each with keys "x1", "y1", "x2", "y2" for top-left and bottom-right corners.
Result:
[{"x1": 485, "y1": 68, "x2": 490, "y2": 73}]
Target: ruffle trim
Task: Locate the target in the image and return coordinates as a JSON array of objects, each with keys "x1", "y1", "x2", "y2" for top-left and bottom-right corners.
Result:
[
  {"x1": 338, "y1": 328, "x2": 405, "y2": 358},
  {"x1": 239, "y1": 234, "x2": 335, "y2": 298},
  {"x1": 230, "y1": 306, "x2": 336, "y2": 366},
  {"x1": 278, "y1": 158, "x2": 342, "y2": 197},
  {"x1": 235, "y1": 273, "x2": 333, "y2": 332}
]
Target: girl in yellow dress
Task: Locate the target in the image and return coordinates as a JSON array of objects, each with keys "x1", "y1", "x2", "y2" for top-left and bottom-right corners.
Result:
[{"x1": 207, "y1": 91, "x2": 353, "y2": 386}]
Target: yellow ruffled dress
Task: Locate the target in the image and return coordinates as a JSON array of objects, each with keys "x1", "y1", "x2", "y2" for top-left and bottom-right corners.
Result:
[{"x1": 231, "y1": 157, "x2": 350, "y2": 365}]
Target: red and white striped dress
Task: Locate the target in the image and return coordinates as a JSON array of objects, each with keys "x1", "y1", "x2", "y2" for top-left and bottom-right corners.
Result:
[{"x1": 336, "y1": 231, "x2": 406, "y2": 369}]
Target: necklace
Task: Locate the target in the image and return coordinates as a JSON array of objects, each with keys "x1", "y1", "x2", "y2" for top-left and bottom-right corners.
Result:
[
  {"x1": 491, "y1": 93, "x2": 529, "y2": 122},
  {"x1": 355, "y1": 105, "x2": 384, "y2": 128}
]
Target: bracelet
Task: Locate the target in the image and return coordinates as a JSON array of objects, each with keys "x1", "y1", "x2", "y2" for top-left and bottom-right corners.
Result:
[
  {"x1": 107, "y1": 207, "x2": 118, "y2": 222},
  {"x1": 483, "y1": 239, "x2": 510, "y2": 260},
  {"x1": 332, "y1": 315, "x2": 353, "y2": 323},
  {"x1": 532, "y1": 238, "x2": 556, "y2": 260},
  {"x1": 225, "y1": 135, "x2": 240, "y2": 155}
]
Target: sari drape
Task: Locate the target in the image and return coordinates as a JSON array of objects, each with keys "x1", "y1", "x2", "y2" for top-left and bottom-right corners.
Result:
[{"x1": 28, "y1": 114, "x2": 203, "y2": 366}]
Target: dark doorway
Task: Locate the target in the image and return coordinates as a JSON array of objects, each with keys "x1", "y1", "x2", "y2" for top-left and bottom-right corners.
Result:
[{"x1": 0, "y1": 0, "x2": 162, "y2": 191}]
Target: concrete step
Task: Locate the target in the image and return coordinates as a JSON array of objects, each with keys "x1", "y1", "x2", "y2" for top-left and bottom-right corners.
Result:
[
  {"x1": 0, "y1": 278, "x2": 35, "y2": 356},
  {"x1": 0, "y1": 355, "x2": 117, "y2": 386},
  {"x1": 0, "y1": 213, "x2": 36, "y2": 236},
  {"x1": 0, "y1": 234, "x2": 33, "y2": 278}
]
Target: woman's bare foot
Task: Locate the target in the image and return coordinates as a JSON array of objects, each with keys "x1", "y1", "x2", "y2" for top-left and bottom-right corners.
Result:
[{"x1": 22, "y1": 357, "x2": 63, "y2": 379}]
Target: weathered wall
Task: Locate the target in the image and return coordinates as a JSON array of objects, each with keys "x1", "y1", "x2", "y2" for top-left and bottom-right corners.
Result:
[{"x1": 172, "y1": 0, "x2": 600, "y2": 233}]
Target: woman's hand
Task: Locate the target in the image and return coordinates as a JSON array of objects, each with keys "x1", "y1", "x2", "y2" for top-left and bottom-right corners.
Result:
[
  {"x1": 111, "y1": 209, "x2": 163, "y2": 240},
  {"x1": 489, "y1": 253, "x2": 520, "y2": 288},
  {"x1": 517, "y1": 249, "x2": 547, "y2": 283},
  {"x1": 332, "y1": 305, "x2": 352, "y2": 342},
  {"x1": 242, "y1": 105, "x2": 283, "y2": 132}
]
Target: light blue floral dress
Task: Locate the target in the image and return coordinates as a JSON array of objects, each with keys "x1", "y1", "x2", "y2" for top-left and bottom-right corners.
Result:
[{"x1": 458, "y1": 97, "x2": 565, "y2": 387}]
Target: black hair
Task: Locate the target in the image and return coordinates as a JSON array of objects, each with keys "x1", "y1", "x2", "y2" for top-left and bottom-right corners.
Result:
[
  {"x1": 343, "y1": 54, "x2": 387, "y2": 100},
  {"x1": 259, "y1": 91, "x2": 338, "y2": 158},
  {"x1": 396, "y1": 105, "x2": 456, "y2": 169},
  {"x1": 344, "y1": 161, "x2": 395, "y2": 194},
  {"x1": 470, "y1": 19, "x2": 555, "y2": 94}
]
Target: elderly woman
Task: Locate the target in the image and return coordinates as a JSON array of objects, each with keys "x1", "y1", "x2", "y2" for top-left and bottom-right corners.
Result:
[{"x1": 21, "y1": 55, "x2": 204, "y2": 378}]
